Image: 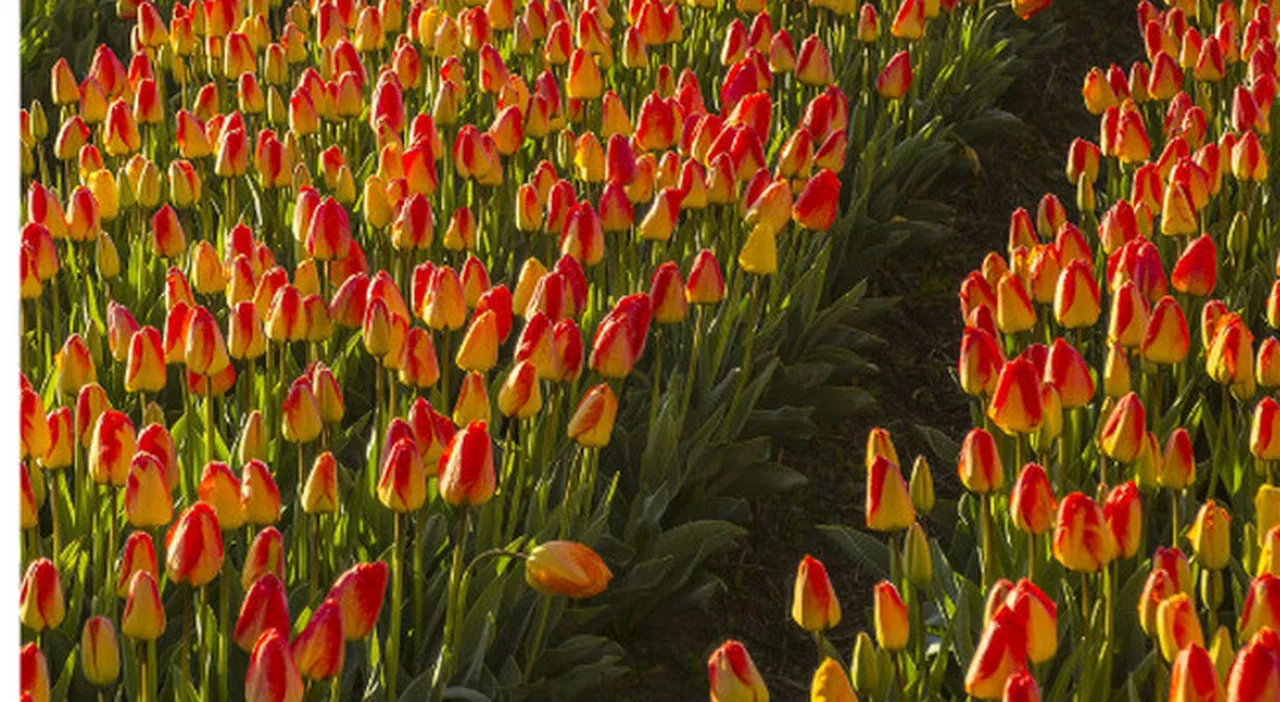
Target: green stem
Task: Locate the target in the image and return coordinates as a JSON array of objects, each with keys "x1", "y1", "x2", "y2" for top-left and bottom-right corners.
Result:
[
  {"x1": 524, "y1": 595, "x2": 552, "y2": 681},
  {"x1": 1170, "y1": 489, "x2": 1180, "y2": 546},
  {"x1": 219, "y1": 558, "x2": 230, "y2": 702},
  {"x1": 442, "y1": 508, "x2": 470, "y2": 682},
  {"x1": 678, "y1": 306, "x2": 704, "y2": 421},
  {"x1": 980, "y1": 493, "x2": 994, "y2": 590},
  {"x1": 386, "y1": 513, "x2": 403, "y2": 699},
  {"x1": 205, "y1": 376, "x2": 215, "y2": 466}
]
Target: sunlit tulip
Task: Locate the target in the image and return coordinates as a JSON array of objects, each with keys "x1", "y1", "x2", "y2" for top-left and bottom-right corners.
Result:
[
  {"x1": 124, "y1": 452, "x2": 172, "y2": 528},
  {"x1": 246, "y1": 629, "x2": 304, "y2": 702},
  {"x1": 1010, "y1": 463, "x2": 1056, "y2": 535},
  {"x1": 708, "y1": 640, "x2": 769, "y2": 702},
  {"x1": 165, "y1": 502, "x2": 224, "y2": 587},
  {"x1": 81, "y1": 616, "x2": 120, "y2": 686},
  {"x1": 792, "y1": 554, "x2": 841, "y2": 631},
  {"x1": 1187, "y1": 500, "x2": 1231, "y2": 570},
  {"x1": 1104, "y1": 481, "x2": 1142, "y2": 559},
  {"x1": 958, "y1": 428, "x2": 1003, "y2": 494},
  {"x1": 378, "y1": 438, "x2": 427, "y2": 512},
  {"x1": 19, "y1": 558, "x2": 65, "y2": 632},
  {"x1": 291, "y1": 598, "x2": 344, "y2": 681},
  {"x1": 1053, "y1": 492, "x2": 1117, "y2": 573}
]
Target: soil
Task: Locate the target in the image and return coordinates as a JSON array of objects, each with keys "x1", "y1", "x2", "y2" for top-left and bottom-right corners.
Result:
[{"x1": 615, "y1": 0, "x2": 1141, "y2": 697}]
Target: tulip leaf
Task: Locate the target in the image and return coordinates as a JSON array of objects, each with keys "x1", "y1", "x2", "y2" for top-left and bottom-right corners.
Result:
[{"x1": 818, "y1": 524, "x2": 891, "y2": 581}]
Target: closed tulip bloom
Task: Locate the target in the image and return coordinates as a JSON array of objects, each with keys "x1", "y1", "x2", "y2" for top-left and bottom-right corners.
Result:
[
  {"x1": 708, "y1": 640, "x2": 769, "y2": 702},
  {"x1": 19, "y1": 558, "x2": 65, "y2": 632},
  {"x1": 1259, "y1": 487, "x2": 1280, "y2": 549},
  {"x1": 1142, "y1": 296, "x2": 1190, "y2": 364},
  {"x1": 1233, "y1": 131, "x2": 1269, "y2": 182},
  {"x1": 451, "y1": 371, "x2": 491, "y2": 426},
  {"x1": 19, "y1": 644, "x2": 50, "y2": 702},
  {"x1": 684, "y1": 249, "x2": 726, "y2": 304},
  {"x1": 75, "y1": 384, "x2": 110, "y2": 450},
  {"x1": 19, "y1": 462, "x2": 38, "y2": 529},
  {"x1": 116, "y1": 531, "x2": 157, "y2": 597},
  {"x1": 1161, "y1": 428, "x2": 1197, "y2": 489},
  {"x1": 324, "y1": 562, "x2": 389, "y2": 641},
  {"x1": 455, "y1": 310, "x2": 500, "y2": 372},
  {"x1": 291, "y1": 598, "x2": 344, "y2": 681},
  {"x1": 228, "y1": 301, "x2": 267, "y2": 360},
  {"x1": 1187, "y1": 500, "x2": 1231, "y2": 570},
  {"x1": 792, "y1": 555, "x2": 841, "y2": 631},
  {"x1": 1253, "y1": 398, "x2": 1280, "y2": 460},
  {"x1": 865, "y1": 455, "x2": 915, "y2": 532},
  {"x1": 1010, "y1": 463, "x2": 1056, "y2": 535},
  {"x1": 809, "y1": 657, "x2": 856, "y2": 702},
  {"x1": 498, "y1": 361, "x2": 543, "y2": 419},
  {"x1": 1109, "y1": 280, "x2": 1150, "y2": 348},
  {"x1": 876, "y1": 50, "x2": 912, "y2": 99},
  {"x1": 1053, "y1": 492, "x2": 1117, "y2": 572},
  {"x1": 246, "y1": 628, "x2": 305, "y2": 702},
  {"x1": 525, "y1": 540, "x2": 613, "y2": 598},
  {"x1": 165, "y1": 502, "x2": 224, "y2": 587},
  {"x1": 865, "y1": 427, "x2": 900, "y2": 470},
  {"x1": 241, "y1": 460, "x2": 281, "y2": 525},
  {"x1": 195, "y1": 462, "x2": 245, "y2": 533},
  {"x1": 232, "y1": 571, "x2": 291, "y2": 655},
  {"x1": 377, "y1": 437, "x2": 427, "y2": 512},
  {"x1": 124, "y1": 453, "x2": 172, "y2": 528},
  {"x1": 792, "y1": 168, "x2": 840, "y2": 231},
  {"x1": 567, "y1": 382, "x2": 618, "y2": 448},
  {"x1": 1157, "y1": 593, "x2": 1205, "y2": 662},
  {"x1": 1258, "y1": 339, "x2": 1280, "y2": 388},
  {"x1": 185, "y1": 305, "x2": 231, "y2": 376},
  {"x1": 1139, "y1": 566, "x2": 1180, "y2": 635},
  {"x1": 1167, "y1": 643, "x2": 1225, "y2": 702},
  {"x1": 438, "y1": 421, "x2": 496, "y2": 507},
  {"x1": 302, "y1": 452, "x2": 339, "y2": 514},
  {"x1": 1002, "y1": 578, "x2": 1057, "y2": 664},
  {"x1": 125, "y1": 326, "x2": 166, "y2": 394},
  {"x1": 1104, "y1": 481, "x2": 1143, "y2": 559},
  {"x1": 566, "y1": 49, "x2": 602, "y2": 100},
  {"x1": 282, "y1": 377, "x2": 322, "y2": 444},
  {"x1": 1207, "y1": 315, "x2": 1253, "y2": 387},
  {"x1": 1239, "y1": 574, "x2": 1280, "y2": 642},
  {"x1": 795, "y1": 35, "x2": 833, "y2": 85},
  {"x1": 966, "y1": 605, "x2": 1030, "y2": 700},
  {"x1": 994, "y1": 271, "x2": 1035, "y2": 334},
  {"x1": 1171, "y1": 235, "x2": 1217, "y2": 296},
  {"x1": 874, "y1": 580, "x2": 909, "y2": 651},
  {"x1": 1101, "y1": 392, "x2": 1146, "y2": 463},
  {"x1": 120, "y1": 570, "x2": 165, "y2": 642},
  {"x1": 988, "y1": 357, "x2": 1043, "y2": 435},
  {"x1": 422, "y1": 266, "x2": 467, "y2": 331},
  {"x1": 958, "y1": 428, "x2": 1003, "y2": 494},
  {"x1": 81, "y1": 616, "x2": 120, "y2": 686},
  {"x1": 57, "y1": 333, "x2": 97, "y2": 396},
  {"x1": 1053, "y1": 259, "x2": 1101, "y2": 328},
  {"x1": 266, "y1": 285, "x2": 308, "y2": 342},
  {"x1": 89, "y1": 409, "x2": 136, "y2": 486},
  {"x1": 20, "y1": 389, "x2": 50, "y2": 461},
  {"x1": 40, "y1": 407, "x2": 72, "y2": 470},
  {"x1": 241, "y1": 526, "x2": 286, "y2": 592}
]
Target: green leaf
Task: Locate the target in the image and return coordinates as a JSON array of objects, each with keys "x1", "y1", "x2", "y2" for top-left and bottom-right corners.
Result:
[{"x1": 818, "y1": 525, "x2": 890, "y2": 580}]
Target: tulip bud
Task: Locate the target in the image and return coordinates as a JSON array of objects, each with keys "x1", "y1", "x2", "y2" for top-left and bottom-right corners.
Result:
[
  {"x1": 165, "y1": 502, "x2": 225, "y2": 587},
  {"x1": 81, "y1": 616, "x2": 120, "y2": 686},
  {"x1": 1157, "y1": 592, "x2": 1205, "y2": 662},
  {"x1": 866, "y1": 456, "x2": 914, "y2": 532},
  {"x1": 124, "y1": 452, "x2": 172, "y2": 528},
  {"x1": 1187, "y1": 500, "x2": 1231, "y2": 570},
  {"x1": 1104, "y1": 481, "x2": 1142, "y2": 559},
  {"x1": 1010, "y1": 463, "x2": 1056, "y2": 535},
  {"x1": 438, "y1": 421, "x2": 496, "y2": 506},
  {"x1": 291, "y1": 598, "x2": 344, "y2": 680},
  {"x1": 281, "y1": 377, "x2": 322, "y2": 444},
  {"x1": 19, "y1": 558, "x2": 65, "y2": 632},
  {"x1": 1053, "y1": 492, "x2": 1118, "y2": 573},
  {"x1": 233, "y1": 572, "x2": 290, "y2": 652},
  {"x1": 708, "y1": 640, "x2": 769, "y2": 702},
  {"x1": 121, "y1": 571, "x2": 165, "y2": 641},
  {"x1": 567, "y1": 382, "x2": 618, "y2": 447},
  {"x1": 873, "y1": 580, "x2": 909, "y2": 651},
  {"x1": 240, "y1": 460, "x2": 281, "y2": 526},
  {"x1": 791, "y1": 554, "x2": 841, "y2": 631},
  {"x1": 958, "y1": 428, "x2": 1003, "y2": 494},
  {"x1": 964, "y1": 605, "x2": 1027, "y2": 699},
  {"x1": 903, "y1": 522, "x2": 933, "y2": 588}
]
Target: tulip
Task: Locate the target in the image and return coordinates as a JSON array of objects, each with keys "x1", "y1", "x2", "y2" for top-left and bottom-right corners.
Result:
[
  {"x1": 1004, "y1": 578, "x2": 1057, "y2": 663},
  {"x1": 1240, "y1": 574, "x2": 1280, "y2": 641},
  {"x1": 966, "y1": 605, "x2": 1029, "y2": 700},
  {"x1": 19, "y1": 643, "x2": 49, "y2": 702},
  {"x1": 300, "y1": 451, "x2": 339, "y2": 514},
  {"x1": 292, "y1": 598, "x2": 344, "y2": 680},
  {"x1": 88, "y1": 409, "x2": 136, "y2": 486},
  {"x1": 865, "y1": 456, "x2": 914, "y2": 532},
  {"x1": 19, "y1": 558, "x2": 65, "y2": 632},
  {"x1": 1253, "y1": 398, "x2": 1280, "y2": 461},
  {"x1": 81, "y1": 616, "x2": 120, "y2": 686},
  {"x1": 810, "y1": 657, "x2": 856, "y2": 702},
  {"x1": 958, "y1": 428, "x2": 1003, "y2": 494},
  {"x1": 115, "y1": 530, "x2": 158, "y2": 598},
  {"x1": 1157, "y1": 592, "x2": 1205, "y2": 662},
  {"x1": 791, "y1": 554, "x2": 841, "y2": 632},
  {"x1": 377, "y1": 438, "x2": 427, "y2": 512},
  {"x1": 246, "y1": 629, "x2": 305, "y2": 702},
  {"x1": 708, "y1": 640, "x2": 769, "y2": 702},
  {"x1": 234, "y1": 573, "x2": 291, "y2": 652},
  {"x1": 124, "y1": 452, "x2": 172, "y2": 528},
  {"x1": 876, "y1": 50, "x2": 912, "y2": 99},
  {"x1": 121, "y1": 568, "x2": 166, "y2": 643},
  {"x1": 873, "y1": 580, "x2": 909, "y2": 651},
  {"x1": 198, "y1": 461, "x2": 245, "y2": 531},
  {"x1": 1187, "y1": 501, "x2": 1231, "y2": 571},
  {"x1": 1010, "y1": 463, "x2": 1056, "y2": 535},
  {"x1": 567, "y1": 382, "x2": 619, "y2": 448},
  {"x1": 281, "y1": 377, "x2": 322, "y2": 444},
  {"x1": 1104, "y1": 481, "x2": 1142, "y2": 559},
  {"x1": 988, "y1": 357, "x2": 1043, "y2": 435},
  {"x1": 1101, "y1": 392, "x2": 1146, "y2": 463},
  {"x1": 1171, "y1": 235, "x2": 1217, "y2": 297},
  {"x1": 438, "y1": 421, "x2": 495, "y2": 506},
  {"x1": 241, "y1": 526, "x2": 286, "y2": 592},
  {"x1": 327, "y1": 562, "x2": 389, "y2": 640},
  {"x1": 165, "y1": 502, "x2": 224, "y2": 587},
  {"x1": 451, "y1": 371, "x2": 491, "y2": 425},
  {"x1": 1053, "y1": 492, "x2": 1117, "y2": 572},
  {"x1": 240, "y1": 460, "x2": 281, "y2": 526}
]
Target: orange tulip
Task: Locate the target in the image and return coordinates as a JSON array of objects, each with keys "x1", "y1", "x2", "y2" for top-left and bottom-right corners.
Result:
[
  {"x1": 1104, "y1": 481, "x2": 1142, "y2": 559},
  {"x1": 876, "y1": 50, "x2": 912, "y2": 99},
  {"x1": 1101, "y1": 392, "x2": 1146, "y2": 462},
  {"x1": 327, "y1": 562, "x2": 389, "y2": 640},
  {"x1": 241, "y1": 526, "x2": 286, "y2": 591},
  {"x1": 19, "y1": 558, "x2": 65, "y2": 632},
  {"x1": 281, "y1": 377, "x2": 322, "y2": 444},
  {"x1": 116, "y1": 530, "x2": 158, "y2": 597},
  {"x1": 708, "y1": 640, "x2": 769, "y2": 702},
  {"x1": 988, "y1": 357, "x2": 1043, "y2": 435},
  {"x1": 246, "y1": 629, "x2": 305, "y2": 702},
  {"x1": 1157, "y1": 593, "x2": 1205, "y2": 662},
  {"x1": 524, "y1": 540, "x2": 613, "y2": 599},
  {"x1": 124, "y1": 452, "x2": 172, "y2": 528},
  {"x1": 964, "y1": 605, "x2": 1028, "y2": 699},
  {"x1": 234, "y1": 572, "x2": 291, "y2": 652},
  {"x1": 791, "y1": 554, "x2": 841, "y2": 631},
  {"x1": 866, "y1": 456, "x2": 915, "y2": 532},
  {"x1": 958, "y1": 427, "x2": 1003, "y2": 494},
  {"x1": 89, "y1": 409, "x2": 136, "y2": 486},
  {"x1": 874, "y1": 580, "x2": 910, "y2": 651},
  {"x1": 1141, "y1": 296, "x2": 1190, "y2": 364},
  {"x1": 437, "y1": 421, "x2": 496, "y2": 507},
  {"x1": 1053, "y1": 492, "x2": 1117, "y2": 573},
  {"x1": 240, "y1": 460, "x2": 281, "y2": 526},
  {"x1": 19, "y1": 643, "x2": 50, "y2": 702},
  {"x1": 1253, "y1": 397, "x2": 1280, "y2": 460},
  {"x1": 1010, "y1": 463, "x2": 1056, "y2": 535},
  {"x1": 567, "y1": 382, "x2": 619, "y2": 447},
  {"x1": 1169, "y1": 643, "x2": 1226, "y2": 702},
  {"x1": 377, "y1": 438, "x2": 427, "y2": 512},
  {"x1": 165, "y1": 502, "x2": 225, "y2": 587}
]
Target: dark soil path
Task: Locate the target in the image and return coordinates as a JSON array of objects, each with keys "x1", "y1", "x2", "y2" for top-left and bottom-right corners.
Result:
[{"x1": 617, "y1": 0, "x2": 1141, "y2": 697}]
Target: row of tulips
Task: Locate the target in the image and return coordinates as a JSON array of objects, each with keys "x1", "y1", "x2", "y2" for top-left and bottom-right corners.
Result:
[
  {"x1": 15, "y1": 0, "x2": 1045, "y2": 698},
  {"x1": 705, "y1": 0, "x2": 1280, "y2": 700}
]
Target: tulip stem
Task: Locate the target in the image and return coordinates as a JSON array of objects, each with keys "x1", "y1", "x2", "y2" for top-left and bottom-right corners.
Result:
[
  {"x1": 386, "y1": 512, "x2": 402, "y2": 699},
  {"x1": 679, "y1": 306, "x2": 704, "y2": 422},
  {"x1": 219, "y1": 559, "x2": 230, "y2": 702},
  {"x1": 330, "y1": 677, "x2": 341, "y2": 702},
  {"x1": 727, "y1": 276, "x2": 762, "y2": 429},
  {"x1": 1027, "y1": 533, "x2": 1035, "y2": 582},
  {"x1": 205, "y1": 376, "x2": 215, "y2": 465},
  {"x1": 442, "y1": 507, "x2": 470, "y2": 683},
  {"x1": 105, "y1": 487, "x2": 116, "y2": 617},
  {"x1": 1170, "y1": 489, "x2": 1180, "y2": 545},
  {"x1": 980, "y1": 493, "x2": 994, "y2": 590},
  {"x1": 649, "y1": 328, "x2": 662, "y2": 432},
  {"x1": 180, "y1": 591, "x2": 192, "y2": 698}
]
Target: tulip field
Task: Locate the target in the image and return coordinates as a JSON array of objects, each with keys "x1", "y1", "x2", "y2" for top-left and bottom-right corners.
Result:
[{"x1": 14, "y1": 0, "x2": 1280, "y2": 699}]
